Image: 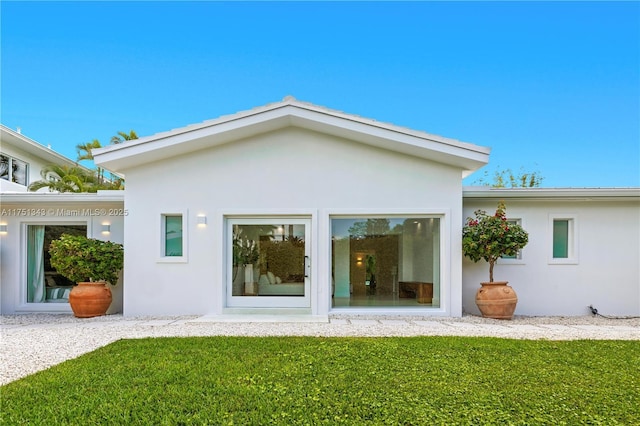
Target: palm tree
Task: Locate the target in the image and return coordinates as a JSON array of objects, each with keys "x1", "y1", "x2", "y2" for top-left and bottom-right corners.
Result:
[
  {"x1": 28, "y1": 165, "x2": 100, "y2": 193},
  {"x1": 111, "y1": 130, "x2": 138, "y2": 144},
  {"x1": 76, "y1": 139, "x2": 102, "y2": 162},
  {"x1": 75, "y1": 139, "x2": 105, "y2": 183}
]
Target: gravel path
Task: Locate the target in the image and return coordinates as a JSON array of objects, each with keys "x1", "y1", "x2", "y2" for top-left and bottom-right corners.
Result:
[{"x1": 2, "y1": 313, "x2": 638, "y2": 386}]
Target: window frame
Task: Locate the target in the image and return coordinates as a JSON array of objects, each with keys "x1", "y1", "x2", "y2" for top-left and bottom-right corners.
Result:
[
  {"x1": 18, "y1": 221, "x2": 88, "y2": 312},
  {"x1": 548, "y1": 214, "x2": 579, "y2": 264},
  {"x1": 328, "y1": 211, "x2": 446, "y2": 312},
  {"x1": 158, "y1": 210, "x2": 188, "y2": 263},
  {"x1": 0, "y1": 153, "x2": 29, "y2": 186},
  {"x1": 224, "y1": 216, "x2": 312, "y2": 308}
]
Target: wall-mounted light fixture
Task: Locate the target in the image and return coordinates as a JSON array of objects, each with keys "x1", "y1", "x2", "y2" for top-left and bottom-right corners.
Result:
[
  {"x1": 101, "y1": 224, "x2": 111, "y2": 234},
  {"x1": 196, "y1": 215, "x2": 207, "y2": 226},
  {"x1": 0, "y1": 224, "x2": 7, "y2": 234}
]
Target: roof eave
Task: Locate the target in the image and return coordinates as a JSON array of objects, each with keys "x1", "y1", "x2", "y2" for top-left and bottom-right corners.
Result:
[
  {"x1": 0, "y1": 190, "x2": 125, "y2": 203},
  {"x1": 94, "y1": 100, "x2": 490, "y2": 173},
  {"x1": 0, "y1": 125, "x2": 88, "y2": 171},
  {"x1": 463, "y1": 187, "x2": 640, "y2": 200}
]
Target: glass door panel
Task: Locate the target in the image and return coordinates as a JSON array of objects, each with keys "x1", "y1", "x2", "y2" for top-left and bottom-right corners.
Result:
[
  {"x1": 26, "y1": 224, "x2": 87, "y2": 304},
  {"x1": 227, "y1": 218, "x2": 311, "y2": 308}
]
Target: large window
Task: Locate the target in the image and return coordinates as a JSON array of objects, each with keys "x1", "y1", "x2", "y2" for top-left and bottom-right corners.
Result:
[
  {"x1": 331, "y1": 217, "x2": 441, "y2": 308},
  {"x1": 26, "y1": 224, "x2": 86, "y2": 303},
  {"x1": 0, "y1": 154, "x2": 29, "y2": 186}
]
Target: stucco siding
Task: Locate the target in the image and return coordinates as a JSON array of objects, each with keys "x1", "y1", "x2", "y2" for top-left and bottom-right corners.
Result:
[{"x1": 462, "y1": 199, "x2": 640, "y2": 316}]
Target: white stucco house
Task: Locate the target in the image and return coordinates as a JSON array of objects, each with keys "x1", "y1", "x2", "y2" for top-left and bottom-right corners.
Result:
[{"x1": 1, "y1": 99, "x2": 639, "y2": 318}]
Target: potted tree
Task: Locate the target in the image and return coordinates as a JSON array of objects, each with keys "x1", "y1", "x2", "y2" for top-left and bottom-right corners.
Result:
[
  {"x1": 49, "y1": 234, "x2": 124, "y2": 318},
  {"x1": 462, "y1": 201, "x2": 529, "y2": 319}
]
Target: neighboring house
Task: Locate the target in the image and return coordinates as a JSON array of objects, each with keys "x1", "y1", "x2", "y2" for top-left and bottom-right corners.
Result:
[
  {"x1": 1, "y1": 124, "x2": 87, "y2": 192},
  {"x1": 0, "y1": 125, "x2": 124, "y2": 314},
  {"x1": 1, "y1": 99, "x2": 638, "y2": 317}
]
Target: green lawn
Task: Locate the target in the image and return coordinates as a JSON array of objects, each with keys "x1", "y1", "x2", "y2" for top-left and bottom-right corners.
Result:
[{"x1": 2, "y1": 337, "x2": 638, "y2": 425}]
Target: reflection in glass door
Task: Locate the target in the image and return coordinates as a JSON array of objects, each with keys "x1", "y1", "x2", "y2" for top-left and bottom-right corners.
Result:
[
  {"x1": 227, "y1": 218, "x2": 311, "y2": 308},
  {"x1": 331, "y1": 217, "x2": 441, "y2": 308}
]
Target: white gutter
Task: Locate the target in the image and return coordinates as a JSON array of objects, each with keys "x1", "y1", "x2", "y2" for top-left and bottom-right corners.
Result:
[
  {"x1": 0, "y1": 191, "x2": 124, "y2": 203},
  {"x1": 463, "y1": 187, "x2": 640, "y2": 200}
]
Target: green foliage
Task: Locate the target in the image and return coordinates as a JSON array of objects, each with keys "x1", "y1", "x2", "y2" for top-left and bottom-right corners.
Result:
[
  {"x1": 348, "y1": 219, "x2": 391, "y2": 238},
  {"x1": 48, "y1": 235, "x2": 123, "y2": 285},
  {"x1": 2, "y1": 337, "x2": 638, "y2": 425},
  {"x1": 463, "y1": 202, "x2": 529, "y2": 282},
  {"x1": 232, "y1": 230, "x2": 260, "y2": 266},
  {"x1": 76, "y1": 139, "x2": 102, "y2": 162},
  {"x1": 27, "y1": 163, "x2": 124, "y2": 193},
  {"x1": 110, "y1": 130, "x2": 138, "y2": 144},
  {"x1": 72, "y1": 130, "x2": 139, "y2": 190},
  {"x1": 263, "y1": 238, "x2": 305, "y2": 280},
  {"x1": 28, "y1": 164, "x2": 99, "y2": 193},
  {"x1": 474, "y1": 167, "x2": 544, "y2": 188}
]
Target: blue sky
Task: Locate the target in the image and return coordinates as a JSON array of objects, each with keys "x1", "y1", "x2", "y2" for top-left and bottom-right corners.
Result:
[{"x1": 2, "y1": 1, "x2": 638, "y2": 187}]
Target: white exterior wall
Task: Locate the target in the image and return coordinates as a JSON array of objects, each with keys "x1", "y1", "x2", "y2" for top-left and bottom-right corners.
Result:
[
  {"x1": 462, "y1": 198, "x2": 640, "y2": 316},
  {"x1": 121, "y1": 127, "x2": 465, "y2": 317},
  {"x1": 0, "y1": 198, "x2": 125, "y2": 314}
]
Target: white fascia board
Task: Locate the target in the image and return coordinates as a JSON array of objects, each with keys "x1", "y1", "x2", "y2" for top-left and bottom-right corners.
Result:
[
  {"x1": 0, "y1": 191, "x2": 125, "y2": 204},
  {"x1": 93, "y1": 111, "x2": 291, "y2": 171},
  {"x1": 463, "y1": 187, "x2": 640, "y2": 201},
  {"x1": 287, "y1": 109, "x2": 490, "y2": 171},
  {"x1": 94, "y1": 99, "x2": 490, "y2": 173}
]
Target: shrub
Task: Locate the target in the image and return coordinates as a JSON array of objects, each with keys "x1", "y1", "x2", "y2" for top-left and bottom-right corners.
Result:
[
  {"x1": 462, "y1": 201, "x2": 528, "y2": 282},
  {"x1": 49, "y1": 235, "x2": 123, "y2": 285}
]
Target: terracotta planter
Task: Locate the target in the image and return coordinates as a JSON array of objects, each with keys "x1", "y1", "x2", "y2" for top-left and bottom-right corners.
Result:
[
  {"x1": 69, "y1": 282, "x2": 112, "y2": 318},
  {"x1": 475, "y1": 281, "x2": 517, "y2": 320}
]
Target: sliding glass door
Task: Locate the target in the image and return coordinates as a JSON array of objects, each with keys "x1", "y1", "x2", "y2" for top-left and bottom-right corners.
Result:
[
  {"x1": 226, "y1": 218, "x2": 311, "y2": 308},
  {"x1": 26, "y1": 224, "x2": 87, "y2": 304}
]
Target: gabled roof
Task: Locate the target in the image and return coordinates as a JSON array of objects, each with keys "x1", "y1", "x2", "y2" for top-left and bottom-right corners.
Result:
[
  {"x1": 1, "y1": 124, "x2": 81, "y2": 168},
  {"x1": 93, "y1": 97, "x2": 490, "y2": 176}
]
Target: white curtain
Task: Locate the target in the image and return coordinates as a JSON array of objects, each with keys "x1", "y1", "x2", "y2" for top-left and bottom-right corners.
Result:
[{"x1": 27, "y1": 225, "x2": 45, "y2": 303}]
